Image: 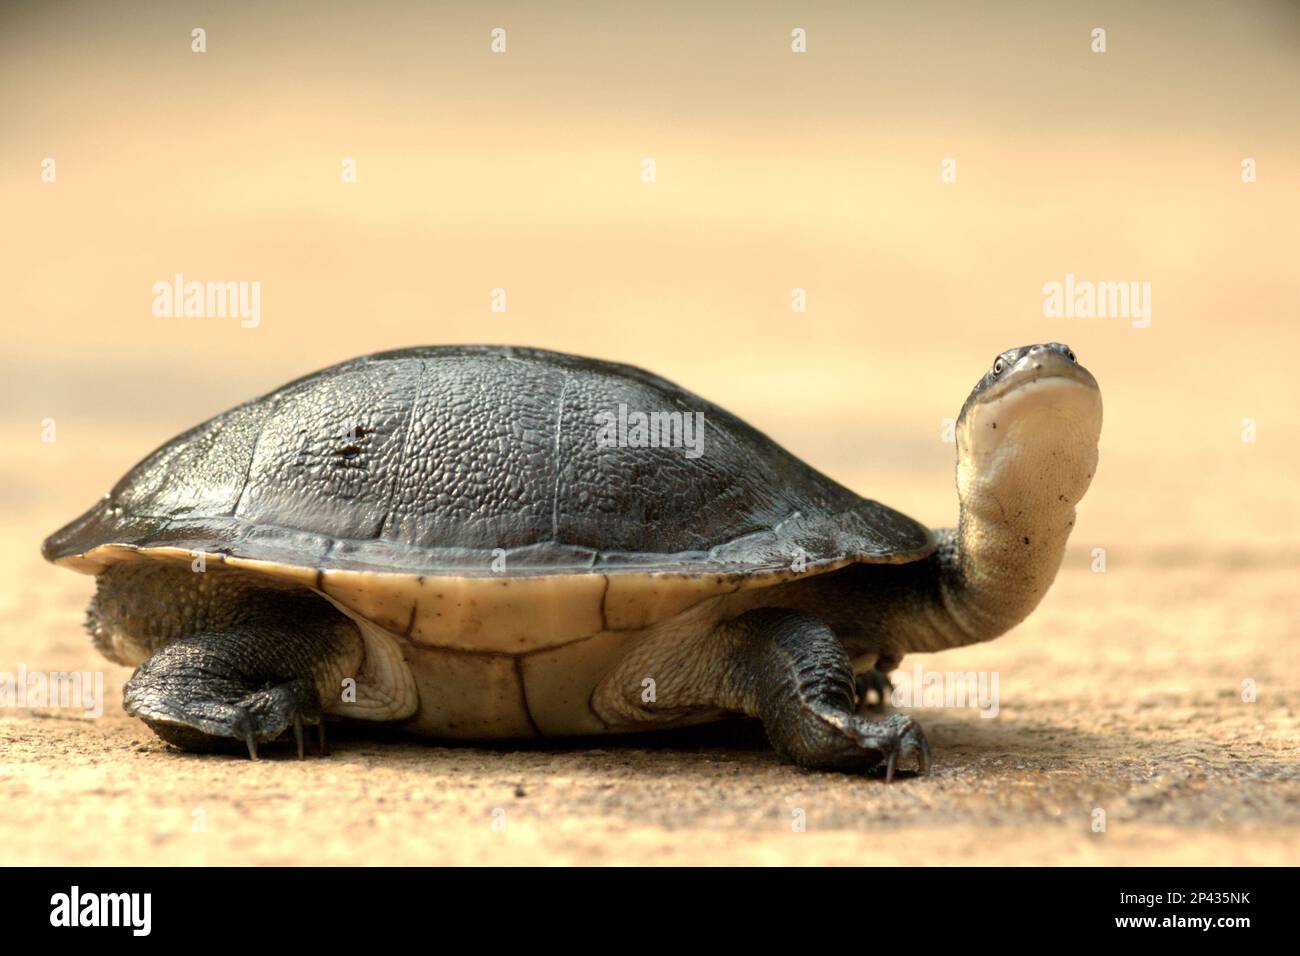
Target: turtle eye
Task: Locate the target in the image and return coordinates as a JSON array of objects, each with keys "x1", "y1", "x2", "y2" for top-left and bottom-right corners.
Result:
[
  {"x1": 992, "y1": 358, "x2": 1005, "y2": 376},
  {"x1": 1065, "y1": 348, "x2": 1076, "y2": 362}
]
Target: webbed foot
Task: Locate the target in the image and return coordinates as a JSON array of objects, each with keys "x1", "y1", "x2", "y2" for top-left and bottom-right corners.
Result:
[
  {"x1": 720, "y1": 609, "x2": 932, "y2": 778},
  {"x1": 124, "y1": 638, "x2": 328, "y2": 759},
  {"x1": 837, "y1": 712, "x2": 930, "y2": 782}
]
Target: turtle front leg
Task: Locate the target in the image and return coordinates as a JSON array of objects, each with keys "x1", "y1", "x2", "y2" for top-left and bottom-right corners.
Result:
[
  {"x1": 122, "y1": 595, "x2": 361, "y2": 759},
  {"x1": 717, "y1": 609, "x2": 929, "y2": 777},
  {"x1": 855, "y1": 654, "x2": 901, "y2": 712}
]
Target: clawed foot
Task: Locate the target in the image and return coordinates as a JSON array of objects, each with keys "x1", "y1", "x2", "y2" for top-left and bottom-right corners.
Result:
[
  {"x1": 125, "y1": 663, "x2": 327, "y2": 760},
  {"x1": 843, "y1": 713, "x2": 931, "y2": 782},
  {"x1": 230, "y1": 680, "x2": 328, "y2": 760}
]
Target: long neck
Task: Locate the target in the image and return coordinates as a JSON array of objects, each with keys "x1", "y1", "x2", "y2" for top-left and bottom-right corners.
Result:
[
  {"x1": 764, "y1": 493, "x2": 1080, "y2": 658},
  {"x1": 917, "y1": 381, "x2": 1101, "y2": 650},
  {"x1": 730, "y1": 397, "x2": 1098, "y2": 658},
  {"x1": 934, "y1": 492, "x2": 1078, "y2": 646}
]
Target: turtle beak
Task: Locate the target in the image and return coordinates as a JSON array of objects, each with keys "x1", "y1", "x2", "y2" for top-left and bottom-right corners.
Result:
[
  {"x1": 983, "y1": 347, "x2": 1097, "y2": 404},
  {"x1": 956, "y1": 349, "x2": 1102, "y2": 509}
]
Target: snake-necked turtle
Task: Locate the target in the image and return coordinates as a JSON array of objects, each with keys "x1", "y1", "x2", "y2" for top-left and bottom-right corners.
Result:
[{"x1": 43, "y1": 343, "x2": 1101, "y2": 776}]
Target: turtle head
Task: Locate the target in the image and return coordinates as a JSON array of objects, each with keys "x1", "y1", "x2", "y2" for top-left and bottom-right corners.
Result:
[
  {"x1": 937, "y1": 344, "x2": 1103, "y2": 642},
  {"x1": 955, "y1": 343, "x2": 1102, "y2": 514}
]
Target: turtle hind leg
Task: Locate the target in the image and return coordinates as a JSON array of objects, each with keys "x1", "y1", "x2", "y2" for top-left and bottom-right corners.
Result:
[
  {"x1": 718, "y1": 609, "x2": 930, "y2": 777},
  {"x1": 123, "y1": 590, "x2": 361, "y2": 759},
  {"x1": 125, "y1": 643, "x2": 322, "y2": 759}
]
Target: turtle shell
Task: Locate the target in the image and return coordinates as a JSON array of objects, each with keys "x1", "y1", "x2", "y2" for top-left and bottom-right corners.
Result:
[{"x1": 43, "y1": 346, "x2": 933, "y2": 652}]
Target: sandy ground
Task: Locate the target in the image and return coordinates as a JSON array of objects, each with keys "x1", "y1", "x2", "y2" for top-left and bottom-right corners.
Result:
[{"x1": 4, "y1": 536, "x2": 1297, "y2": 866}]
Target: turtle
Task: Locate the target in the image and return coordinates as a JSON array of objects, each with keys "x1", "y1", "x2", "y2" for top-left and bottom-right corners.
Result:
[{"x1": 42, "y1": 342, "x2": 1101, "y2": 777}]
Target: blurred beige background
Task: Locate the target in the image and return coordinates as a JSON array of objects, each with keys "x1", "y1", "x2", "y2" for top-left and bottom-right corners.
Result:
[{"x1": 1, "y1": 1, "x2": 1298, "y2": 865}]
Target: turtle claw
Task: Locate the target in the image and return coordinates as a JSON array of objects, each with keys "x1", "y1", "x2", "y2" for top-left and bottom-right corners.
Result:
[
  {"x1": 844, "y1": 713, "x2": 930, "y2": 781},
  {"x1": 293, "y1": 715, "x2": 306, "y2": 760},
  {"x1": 245, "y1": 728, "x2": 259, "y2": 761}
]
